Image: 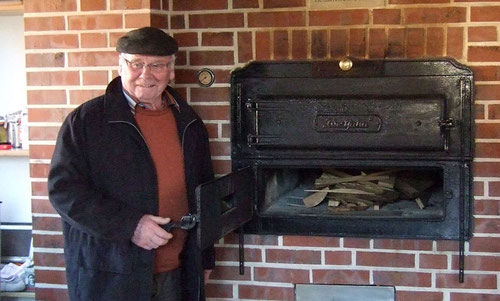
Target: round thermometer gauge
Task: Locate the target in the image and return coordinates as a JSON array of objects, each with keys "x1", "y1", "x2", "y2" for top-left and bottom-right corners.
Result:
[{"x1": 197, "y1": 68, "x2": 215, "y2": 87}]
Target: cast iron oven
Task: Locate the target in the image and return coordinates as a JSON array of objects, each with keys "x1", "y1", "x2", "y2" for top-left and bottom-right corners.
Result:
[{"x1": 194, "y1": 58, "x2": 474, "y2": 280}]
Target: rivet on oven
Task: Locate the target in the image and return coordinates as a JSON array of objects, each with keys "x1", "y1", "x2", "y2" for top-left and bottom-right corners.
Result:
[
  {"x1": 339, "y1": 57, "x2": 353, "y2": 71},
  {"x1": 444, "y1": 191, "x2": 453, "y2": 199},
  {"x1": 415, "y1": 120, "x2": 422, "y2": 126}
]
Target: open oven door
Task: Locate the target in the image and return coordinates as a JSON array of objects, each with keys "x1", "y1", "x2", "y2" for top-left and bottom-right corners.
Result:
[{"x1": 195, "y1": 166, "x2": 254, "y2": 251}]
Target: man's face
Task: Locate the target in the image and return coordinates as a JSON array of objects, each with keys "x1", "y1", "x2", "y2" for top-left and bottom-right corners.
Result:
[{"x1": 118, "y1": 53, "x2": 175, "y2": 104}]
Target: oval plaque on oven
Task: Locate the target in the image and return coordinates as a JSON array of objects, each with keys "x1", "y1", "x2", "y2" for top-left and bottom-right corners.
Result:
[{"x1": 314, "y1": 114, "x2": 382, "y2": 132}]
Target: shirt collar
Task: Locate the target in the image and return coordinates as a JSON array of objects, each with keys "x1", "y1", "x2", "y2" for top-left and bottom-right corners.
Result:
[{"x1": 122, "y1": 89, "x2": 179, "y2": 114}]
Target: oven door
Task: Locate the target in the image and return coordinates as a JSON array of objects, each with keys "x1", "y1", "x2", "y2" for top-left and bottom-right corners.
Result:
[{"x1": 195, "y1": 167, "x2": 254, "y2": 250}]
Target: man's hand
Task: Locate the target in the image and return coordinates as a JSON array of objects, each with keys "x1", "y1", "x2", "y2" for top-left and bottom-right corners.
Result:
[{"x1": 132, "y1": 215, "x2": 173, "y2": 250}]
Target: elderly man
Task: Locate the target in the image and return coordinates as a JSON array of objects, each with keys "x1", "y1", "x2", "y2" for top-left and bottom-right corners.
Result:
[{"x1": 48, "y1": 27, "x2": 214, "y2": 301}]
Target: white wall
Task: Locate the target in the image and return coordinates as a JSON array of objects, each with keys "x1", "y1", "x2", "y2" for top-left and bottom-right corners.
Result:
[
  {"x1": 0, "y1": 12, "x2": 26, "y2": 116},
  {"x1": 0, "y1": 13, "x2": 31, "y2": 224}
]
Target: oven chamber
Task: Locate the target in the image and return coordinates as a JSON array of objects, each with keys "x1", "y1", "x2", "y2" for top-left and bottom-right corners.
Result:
[{"x1": 194, "y1": 58, "x2": 473, "y2": 278}]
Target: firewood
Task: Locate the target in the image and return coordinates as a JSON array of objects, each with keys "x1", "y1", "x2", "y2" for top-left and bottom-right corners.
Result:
[
  {"x1": 306, "y1": 188, "x2": 375, "y2": 195},
  {"x1": 415, "y1": 197, "x2": 425, "y2": 209},
  {"x1": 303, "y1": 187, "x2": 329, "y2": 208},
  {"x1": 394, "y1": 171, "x2": 436, "y2": 199}
]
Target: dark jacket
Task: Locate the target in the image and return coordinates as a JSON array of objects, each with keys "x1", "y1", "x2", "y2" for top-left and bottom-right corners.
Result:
[{"x1": 48, "y1": 77, "x2": 215, "y2": 301}]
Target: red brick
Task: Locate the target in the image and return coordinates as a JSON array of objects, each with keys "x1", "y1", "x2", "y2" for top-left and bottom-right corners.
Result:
[
  {"x1": 124, "y1": 13, "x2": 151, "y2": 29},
  {"x1": 110, "y1": 0, "x2": 150, "y2": 9},
  {"x1": 266, "y1": 249, "x2": 321, "y2": 264},
  {"x1": 452, "y1": 254, "x2": 500, "y2": 271},
  {"x1": 292, "y1": 30, "x2": 307, "y2": 59},
  {"x1": 473, "y1": 218, "x2": 500, "y2": 234},
  {"x1": 31, "y1": 199, "x2": 59, "y2": 215},
  {"x1": 33, "y1": 234, "x2": 64, "y2": 248},
  {"x1": 373, "y1": 9, "x2": 401, "y2": 25},
  {"x1": 311, "y1": 30, "x2": 328, "y2": 59},
  {"x1": 24, "y1": 0, "x2": 77, "y2": 13},
  {"x1": 224, "y1": 233, "x2": 279, "y2": 246},
  {"x1": 387, "y1": 28, "x2": 405, "y2": 58},
  {"x1": 211, "y1": 265, "x2": 251, "y2": 281},
  {"x1": 238, "y1": 284, "x2": 294, "y2": 300},
  {"x1": 238, "y1": 32, "x2": 253, "y2": 63},
  {"x1": 313, "y1": 269, "x2": 370, "y2": 284},
  {"x1": 447, "y1": 27, "x2": 464, "y2": 59},
  {"x1": 435, "y1": 241, "x2": 459, "y2": 253},
  {"x1": 202, "y1": 32, "x2": 233, "y2": 46},
  {"x1": 81, "y1": 0, "x2": 105, "y2": 10},
  {"x1": 205, "y1": 283, "x2": 233, "y2": 299},
  {"x1": 24, "y1": 16, "x2": 65, "y2": 31},
  {"x1": 488, "y1": 181, "x2": 500, "y2": 197},
  {"x1": 310, "y1": 10, "x2": 369, "y2": 26},
  {"x1": 474, "y1": 162, "x2": 500, "y2": 177},
  {"x1": 173, "y1": 32, "x2": 198, "y2": 47},
  {"x1": 36, "y1": 269, "x2": 67, "y2": 285},
  {"x1": 28, "y1": 108, "x2": 73, "y2": 123},
  {"x1": 68, "y1": 14, "x2": 123, "y2": 30},
  {"x1": 357, "y1": 251, "x2": 415, "y2": 268},
  {"x1": 25, "y1": 34, "x2": 79, "y2": 49},
  {"x1": 487, "y1": 104, "x2": 500, "y2": 120},
  {"x1": 476, "y1": 103, "x2": 485, "y2": 120},
  {"x1": 30, "y1": 145, "x2": 55, "y2": 160},
  {"x1": 436, "y1": 273, "x2": 497, "y2": 289},
  {"x1": 221, "y1": 123, "x2": 231, "y2": 138},
  {"x1": 344, "y1": 238, "x2": 370, "y2": 248},
  {"x1": 471, "y1": 6, "x2": 500, "y2": 22},
  {"x1": 27, "y1": 90, "x2": 66, "y2": 105},
  {"x1": 469, "y1": 237, "x2": 500, "y2": 253},
  {"x1": 190, "y1": 51, "x2": 234, "y2": 65},
  {"x1": 172, "y1": 0, "x2": 228, "y2": 10},
  {"x1": 374, "y1": 271, "x2": 432, "y2": 287},
  {"x1": 349, "y1": 28, "x2": 366, "y2": 58},
  {"x1": 369, "y1": 28, "x2": 386, "y2": 58},
  {"x1": 233, "y1": 0, "x2": 259, "y2": 9},
  {"x1": 426, "y1": 27, "x2": 444, "y2": 56},
  {"x1": 35, "y1": 288, "x2": 70, "y2": 301},
  {"x1": 210, "y1": 141, "x2": 231, "y2": 156},
  {"x1": 256, "y1": 31, "x2": 271, "y2": 60},
  {"x1": 31, "y1": 163, "x2": 51, "y2": 178},
  {"x1": 473, "y1": 182, "x2": 485, "y2": 198},
  {"x1": 263, "y1": 0, "x2": 305, "y2": 8},
  {"x1": 33, "y1": 216, "x2": 63, "y2": 232},
  {"x1": 324, "y1": 251, "x2": 352, "y2": 265},
  {"x1": 476, "y1": 123, "x2": 500, "y2": 139},
  {"x1": 396, "y1": 290, "x2": 444, "y2": 301},
  {"x1": 273, "y1": 30, "x2": 289, "y2": 60},
  {"x1": 27, "y1": 71, "x2": 79, "y2": 86},
  {"x1": 390, "y1": 0, "x2": 449, "y2": 3},
  {"x1": 283, "y1": 235, "x2": 340, "y2": 247},
  {"x1": 205, "y1": 124, "x2": 218, "y2": 139},
  {"x1": 215, "y1": 246, "x2": 262, "y2": 262},
  {"x1": 171, "y1": 15, "x2": 185, "y2": 29},
  {"x1": 26, "y1": 52, "x2": 65, "y2": 68},
  {"x1": 190, "y1": 13, "x2": 244, "y2": 29},
  {"x1": 151, "y1": 14, "x2": 168, "y2": 29},
  {"x1": 406, "y1": 28, "x2": 425, "y2": 58},
  {"x1": 34, "y1": 252, "x2": 66, "y2": 268},
  {"x1": 469, "y1": 27, "x2": 498, "y2": 42},
  {"x1": 81, "y1": 33, "x2": 107, "y2": 48},
  {"x1": 68, "y1": 51, "x2": 117, "y2": 67},
  {"x1": 191, "y1": 87, "x2": 230, "y2": 102},
  {"x1": 405, "y1": 7, "x2": 466, "y2": 24},
  {"x1": 474, "y1": 200, "x2": 500, "y2": 215},
  {"x1": 329, "y1": 29, "x2": 347, "y2": 58},
  {"x1": 248, "y1": 11, "x2": 305, "y2": 27},
  {"x1": 373, "y1": 239, "x2": 433, "y2": 251},
  {"x1": 69, "y1": 89, "x2": 105, "y2": 105},
  {"x1": 450, "y1": 293, "x2": 500, "y2": 301},
  {"x1": 472, "y1": 66, "x2": 500, "y2": 81},
  {"x1": 469, "y1": 46, "x2": 500, "y2": 62},
  {"x1": 82, "y1": 71, "x2": 109, "y2": 86},
  {"x1": 419, "y1": 254, "x2": 448, "y2": 269},
  {"x1": 255, "y1": 267, "x2": 310, "y2": 283},
  {"x1": 212, "y1": 159, "x2": 231, "y2": 174}
]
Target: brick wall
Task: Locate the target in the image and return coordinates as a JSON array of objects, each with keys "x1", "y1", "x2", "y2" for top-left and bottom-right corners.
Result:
[{"x1": 24, "y1": 0, "x2": 499, "y2": 300}]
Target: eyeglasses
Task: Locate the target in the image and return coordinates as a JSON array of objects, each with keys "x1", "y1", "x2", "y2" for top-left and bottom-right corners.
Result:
[{"x1": 121, "y1": 56, "x2": 172, "y2": 73}]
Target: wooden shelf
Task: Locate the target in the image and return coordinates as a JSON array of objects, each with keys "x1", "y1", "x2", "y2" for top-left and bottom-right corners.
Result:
[
  {"x1": 1, "y1": 291, "x2": 35, "y2": 299},
  {"x1": 0, "y1": 149, "x2": 29, "y2": 157},
  {"x1": 0, "y1": 0, "x2": 23, "y2": 13}
]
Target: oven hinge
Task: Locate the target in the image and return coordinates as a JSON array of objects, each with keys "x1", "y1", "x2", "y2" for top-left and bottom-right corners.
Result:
[{"x1": 439, "y1": 118, "x2": 457, "y2": 151}]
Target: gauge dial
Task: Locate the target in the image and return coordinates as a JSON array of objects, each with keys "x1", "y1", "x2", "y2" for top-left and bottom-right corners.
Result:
[{"x1": 197, "y1": 68, "x2": 215, "y2": 87}]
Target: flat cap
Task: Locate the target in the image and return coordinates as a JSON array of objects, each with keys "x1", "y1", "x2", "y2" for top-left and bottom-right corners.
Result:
[{"x1": 116, "y1": 27, "x2": 178, "y2": 56}]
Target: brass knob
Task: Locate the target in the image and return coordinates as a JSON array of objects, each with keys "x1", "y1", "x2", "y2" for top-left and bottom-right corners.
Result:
[{"x1": 339, "y1": 57, "x2": 353, "y2": 71}]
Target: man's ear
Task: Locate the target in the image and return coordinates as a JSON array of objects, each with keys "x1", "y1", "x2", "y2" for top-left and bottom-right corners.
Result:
[{"x1": 169, "y1": 70, "x2": 175, "y2": 84}]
